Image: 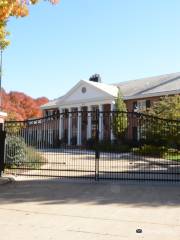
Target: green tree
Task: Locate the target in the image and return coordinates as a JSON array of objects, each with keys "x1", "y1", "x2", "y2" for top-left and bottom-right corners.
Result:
[
  {"x1": 143, "y1": 95, "x2": 180, "y2": 148},
  {"x1": 148, "y1": 95, "x2": 180, "y2": 120},
  {"x1": 112, "y1": 88, "x2": 127, "y2": 141}
]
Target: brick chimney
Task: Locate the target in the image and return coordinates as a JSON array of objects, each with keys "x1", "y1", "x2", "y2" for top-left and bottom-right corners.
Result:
[{"x1": 89, "y1": 74, "x2": 101, "y2": 83}]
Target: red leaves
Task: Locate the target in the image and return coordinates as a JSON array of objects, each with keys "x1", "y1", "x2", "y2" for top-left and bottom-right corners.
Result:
[{"x1": 2, "y1": 89, "x2": 49, "y2": 120}]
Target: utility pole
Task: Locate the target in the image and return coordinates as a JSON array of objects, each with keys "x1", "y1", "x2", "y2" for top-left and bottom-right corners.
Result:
[{"x1": 0, "y1": 47, "x2": 7, "y2": 129}]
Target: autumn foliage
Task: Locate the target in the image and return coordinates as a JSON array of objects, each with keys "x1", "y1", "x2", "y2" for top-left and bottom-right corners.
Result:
[{"x1": 2, "y1": 89, "x2": 48, "y2": 120}]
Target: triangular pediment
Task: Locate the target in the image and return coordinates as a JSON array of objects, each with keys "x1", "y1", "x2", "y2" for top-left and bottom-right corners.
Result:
[{"x1": 57, "y1": 80, "x2": 117, "y2": 106}]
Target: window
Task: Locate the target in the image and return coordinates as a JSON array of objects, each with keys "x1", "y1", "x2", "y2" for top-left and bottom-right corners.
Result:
[
  {"x1": 82, "y1": 87, "x2": 86, "y2": 93},
  {"x1": 133, "y1": 101, "x2": 137, "y2": 111},
  {"x1": 137, "y1": 100, "x2": 146, "y2": 111},
  {"x1": 146, "y1": 100, "x2": 151, "y2": 109}
]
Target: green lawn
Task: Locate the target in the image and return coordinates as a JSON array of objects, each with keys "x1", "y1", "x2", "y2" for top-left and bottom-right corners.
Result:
[{"x1": 164, "y1": 152, "x2": 180, "y2": 161}]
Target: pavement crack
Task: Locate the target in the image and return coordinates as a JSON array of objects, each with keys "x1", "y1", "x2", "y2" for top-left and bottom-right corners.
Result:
[
  {"x1": 0, "y1": 207, "x2": 179, "y2": 228},
  {"x1": 67, "y1": 229, "x2": 128, "y2": 238}
]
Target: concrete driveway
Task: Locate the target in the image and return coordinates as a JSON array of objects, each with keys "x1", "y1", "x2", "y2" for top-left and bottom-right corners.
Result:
[
  {"x1": 0, "y1": 179, "x2": 180, "y2": 240},
  {"x1": 5, "y1": 149, "x2": 180, "y2": 180}
]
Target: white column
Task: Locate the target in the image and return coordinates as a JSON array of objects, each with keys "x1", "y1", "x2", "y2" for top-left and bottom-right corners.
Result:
[
  {"x1": 87, "y1": 106, "x2": 92, "y2": 139},
  {"x1": 68, "y1": 108, "x2": 72, "y2": 145},
  {"x1": 110, "y1": 102, "x2": 115, "y2": 141},
  {"x1": 77, "y1": 107, "x2": 82, "y2": 145},
  {"x1": 59, "y1": 108, "x2": 63, "y2": 140},
  {"x1": 99, "y1": 104, "x2": 103, "y2": 141}
]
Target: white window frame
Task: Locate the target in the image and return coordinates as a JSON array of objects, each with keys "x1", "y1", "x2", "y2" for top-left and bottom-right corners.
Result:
[{"x1": 137, "y1": 100, "x2": 146, "y2": 111}]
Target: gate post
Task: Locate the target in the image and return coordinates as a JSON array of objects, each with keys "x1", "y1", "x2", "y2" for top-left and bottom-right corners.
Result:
[
  {"x1": 0, "y1": 126, "x2": 6, "y2": 177},
  {"x1": 0, "y1": 112, "x2": 7, "y2": 177},
  {"x1": 95, "y1": 150, "x2": 100, "y2": 181},
  {"x1": 95, "y1": 109, "x2": 100, "y2": 181}
]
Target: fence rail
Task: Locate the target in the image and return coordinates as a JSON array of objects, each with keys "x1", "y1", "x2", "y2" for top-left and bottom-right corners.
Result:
[{"x1": 2, "y1": 111, "x2": 180, "y2": 181}]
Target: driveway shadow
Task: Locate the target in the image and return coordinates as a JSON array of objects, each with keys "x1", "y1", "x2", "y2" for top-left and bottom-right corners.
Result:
[{"x1": 0, "y1": 179, "x2": 180, "y2": 207}]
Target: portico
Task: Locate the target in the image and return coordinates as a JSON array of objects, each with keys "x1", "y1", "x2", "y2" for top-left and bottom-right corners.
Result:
[
  {"x1": 42, "y1": 79, "x2": 118, "y2": 145},
  {"x1": 58, "y1": 102, "x2": 115, "y2": 145}
]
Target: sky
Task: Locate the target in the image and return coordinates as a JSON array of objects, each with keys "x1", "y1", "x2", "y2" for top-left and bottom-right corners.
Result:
[{"x1": 2, "y1": 0, "x2": 180, "y2": 100}]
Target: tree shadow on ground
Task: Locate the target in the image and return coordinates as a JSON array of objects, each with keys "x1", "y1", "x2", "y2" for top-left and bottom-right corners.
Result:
[{"x1": 0, "y1": 178, "x2": 180, "y2": 207}]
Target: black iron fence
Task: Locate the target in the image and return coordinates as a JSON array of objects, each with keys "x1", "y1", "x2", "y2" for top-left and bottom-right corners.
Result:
[
  {"x1": 0, "y1": 128, "x2": 6, "y2": 176},
  {"x1": 1, "y1": 111, "x2": 180, "y2": 181}
]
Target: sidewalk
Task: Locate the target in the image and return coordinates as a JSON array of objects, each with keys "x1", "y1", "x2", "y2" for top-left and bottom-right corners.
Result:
[{"x1": 0, "y1": 179, "x2": 180, "y2": 239}]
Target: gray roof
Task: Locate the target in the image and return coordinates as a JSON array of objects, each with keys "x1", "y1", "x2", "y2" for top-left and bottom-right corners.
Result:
[
  {"x1": 41, "y1": 96, "x2": 64, "y2": 109},
  {"x1": 112, "y1": 72, "x2": 180, "y2": 98},
  {"x1": 41, "y1": 72, "x2": 180, "y2": 109}
]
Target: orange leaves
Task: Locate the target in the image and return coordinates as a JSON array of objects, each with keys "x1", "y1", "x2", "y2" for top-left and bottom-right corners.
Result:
[
  {"x1": 10, "y1": 3, "x2": 29, "y2": 18},
  {"x1": 30, "y1": 0, "x2": 39, "y2": 4},
  {"x1": 2, "y1": 89, "x2": 49, "y2": 121},
  {"x1": 50, "y1": 0, "x2": 60, "y2": 5},
  {"x1": 0, "y1": 5, "x2": 13, "y2": 21},
  {"x1": 0, "y1": 0, "x2": 59, "y2": 21},
  {"x1": 0, "y1": 0, "x2": 29, "y2": 21}
]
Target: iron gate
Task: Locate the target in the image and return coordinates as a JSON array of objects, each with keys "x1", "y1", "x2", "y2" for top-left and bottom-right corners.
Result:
[
  {"x1": 0, "y1": 128, "x2": 6, "y2": 176},
  {"x1": 2, "y1": 111, "x2": 180, "y2": 181}
]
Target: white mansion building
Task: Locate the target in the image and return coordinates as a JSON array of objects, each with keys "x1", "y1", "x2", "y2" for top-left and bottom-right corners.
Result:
[{"x1": 41, "y1": 73, "x2": 180, "y2": 145}]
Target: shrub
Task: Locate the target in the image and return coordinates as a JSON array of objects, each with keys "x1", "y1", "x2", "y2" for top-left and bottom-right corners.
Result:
[
  {"x1": 6, "y1": 136, "x2": 26, "y2": 166},
  {"x1": 133, "y1": 145, "x2": 180, "y2": 161},
  {"x1": 86, "y1": 138, "x2": 96, "y2": 149},
  {"x1": 5, "y1": 136, "x2": 45, "y2": 168},
  {"x1": 163, "y1": 148, "x2": 180, "y2": 161},
  {"x1": 133, "y1": 145, "x2": 167, "y2": 157},
  {"x1": 86, "y1": 138, "x2": 131, "y2": 153},
  {"x1": 86, "y1": 139, "x2": 130, "y2": 153},
  {"x1": 71, "y1": 136, "x2": 77, "y2": 146},
  {"x1": 24, "y1": 146, "x2": 45, "y2": 168},
  {"x1": 99, "y1": 141, "x2": 131, "y2": 153}
]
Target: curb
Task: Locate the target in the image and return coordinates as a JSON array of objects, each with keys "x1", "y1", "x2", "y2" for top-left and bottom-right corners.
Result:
[{"x1": 0, "y1": 177, "x2": 14, "y2": 185}]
